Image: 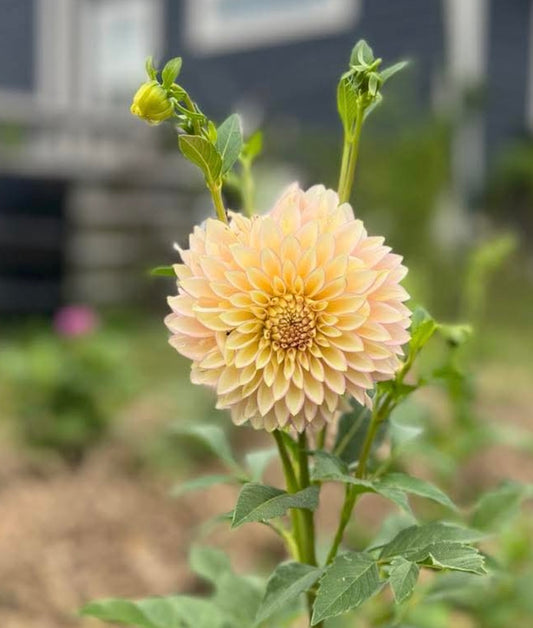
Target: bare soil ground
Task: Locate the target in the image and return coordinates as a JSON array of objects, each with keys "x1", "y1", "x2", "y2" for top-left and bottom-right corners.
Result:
[{"x1": 0, "y1": 369, "x2": 531, "y2": 628}]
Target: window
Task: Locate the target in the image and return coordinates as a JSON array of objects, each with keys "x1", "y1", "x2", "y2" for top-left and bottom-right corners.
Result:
[{"x1": 185, "y1": 0, "x2": 361, "y2": 55}]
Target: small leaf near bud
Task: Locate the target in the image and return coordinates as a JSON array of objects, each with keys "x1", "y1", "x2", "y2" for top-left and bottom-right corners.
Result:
[
  {"x1": 130, "y1": 80, "x2": 174, "y2": 124},
  {"x1": 145, "y1": 56, "x2": 157, "y2": 80},
  {"x1": 350, "y1": 40, "x2": 374, "y2": 67},
  {"x1": 161, "y1": 57, "x2": 183, "y2": 89}
]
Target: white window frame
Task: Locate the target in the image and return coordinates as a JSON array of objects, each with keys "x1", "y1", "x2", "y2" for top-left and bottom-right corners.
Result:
[
  {"x1": 35, "y1": 0, "x2": 163, "y2": 111},
  {"x1": 184, "y1": 0, "x2": 361, "y2": 55}
]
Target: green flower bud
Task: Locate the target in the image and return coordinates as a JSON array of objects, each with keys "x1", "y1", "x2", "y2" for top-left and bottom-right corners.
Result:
[{"x1": 130, "y1": 80, "x2": 174, "y2": 125}]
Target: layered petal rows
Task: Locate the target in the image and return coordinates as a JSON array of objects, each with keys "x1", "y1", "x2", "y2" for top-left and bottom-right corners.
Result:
[{"x1": 166, "y1": 184, "x2": 411, "y2": 432}]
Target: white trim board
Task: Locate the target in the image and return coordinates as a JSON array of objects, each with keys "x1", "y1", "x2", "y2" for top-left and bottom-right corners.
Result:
[{"x1": 184, "y1": 0, "x2": 361, "y2": 55}]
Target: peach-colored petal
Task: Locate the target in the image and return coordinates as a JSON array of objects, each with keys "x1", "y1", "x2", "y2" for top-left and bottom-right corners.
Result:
[{"x1": 165, "y1": 183, "x2": 411, "y2": 432}]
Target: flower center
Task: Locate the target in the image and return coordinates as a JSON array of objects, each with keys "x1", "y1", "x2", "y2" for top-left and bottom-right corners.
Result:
[{"x1": 263, "y1": 294, "x2": 317, "y2": 351}]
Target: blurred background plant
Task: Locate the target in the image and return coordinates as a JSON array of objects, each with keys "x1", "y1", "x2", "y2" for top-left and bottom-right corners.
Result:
[
  {"x1": 0, "y1": 1, "x2": 532, "y2": 626},
  {"x1": 0, "y1": 307, "x2": 136, "y2": 464}
]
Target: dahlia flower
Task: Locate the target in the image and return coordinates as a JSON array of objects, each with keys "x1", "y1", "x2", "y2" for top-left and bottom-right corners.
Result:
[{"x1": 166, "y1": 184, "x2": 410, "y2": 432}]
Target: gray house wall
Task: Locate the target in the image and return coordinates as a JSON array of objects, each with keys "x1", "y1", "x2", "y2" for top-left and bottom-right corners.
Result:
[
  {"x1": 486, "y1": 0, "x2": 531, "y2": 160},
  {"x1": 0, "y1": 0, "x2": 34, "y2": 90},
  {"x1": 165, "y1": 0, "x2": 444, "y2": 126}
]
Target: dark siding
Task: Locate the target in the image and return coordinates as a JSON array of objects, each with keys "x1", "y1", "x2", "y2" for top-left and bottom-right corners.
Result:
[
  {"x1": 0, "y1": 177, "x2": 66, "y2": 314},
  {"x1": 164, "y1": 0, "x2": 444, "y2": 127},
  {"x1": 486, "y1": 0, "x2": 531, "y2": 160},
  {"x1": 0, "y1": 0, "x2": 34, "y2": 90}
]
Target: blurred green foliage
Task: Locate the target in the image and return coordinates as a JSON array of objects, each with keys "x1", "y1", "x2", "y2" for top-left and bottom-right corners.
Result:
[{"x1": 0, "y1": 324, "x2": 134, "y2": 464}]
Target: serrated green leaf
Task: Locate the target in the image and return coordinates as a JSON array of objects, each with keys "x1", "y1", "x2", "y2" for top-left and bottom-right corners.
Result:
[
  {"x1": 215, "y1": 114, "x2": 243, "y2": 174},
  {"x1": 374, "y1": 473, "x2": 457, "y2": 511},
  {"x1": 149, "y1": 265, "x2": 175, "y2": 277},
  {"x1": 161, "y1": 57, "x2": 182, "y2": 88},
  {"x1": 471, "y1": 482, "x2": 528, "y2": 531},
  {"x1": 256, "y1": 562, "x2": 323, "y2": 624},
  {"x1": 232, "y1": 483, "x2": 319, "y2": 528},
  {"x1": 171, "y1": 424, "x2": 240, "y2": 471},
  {"x1": 416, "y1": 542, "x2": 486, "y2": 575},
  {"x1": 380, "y1": 60, "x2": 408, "y2": 83},
  {"x1": 337, "y1": 76, "x2": 359, "y2": 133},
  {"x1": 312, "y1": 552, "x2": 380, "y2": 624},
  {"x1": 379, "y1": 523, "x2": 485, "y2": 560},
  {"x1": 245, "y1": 447, "x2": 277, "y2": 482},
  {"x1": 189, "y1": 545, "x2": 232, "y2": 584},
  {"x1": 178, "y1": 135, "x2": 222, "y2": 184},
  {"x1": 171, "y1": 474, "x2": 237, "y2": 498},
  {"x1": 80, "y1": 595, "x2": 224, "y2": 628},
  {"x1": 389, "y1": 556, "x2": 419, "y2": 603},
  {"x1": 310, "y1": 454, "x2": 412, "y2": 515}
]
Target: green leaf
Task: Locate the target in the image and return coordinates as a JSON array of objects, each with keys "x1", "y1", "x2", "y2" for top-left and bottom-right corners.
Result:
[
  {"x1": 379, "y1": 523, "x2": 485, "y2": 560},
  {"x1": 161, "y1": 57, "x2": 182, "y2": 88},
  {"x1": 310, "y1": 453, "x2": 412, "y2": 515},
  {"x1": 409, "y1": 306, "x2": 437, "y2": 354},
  {"x1": 189, "y1": 545, "x2": 232, "y2": 584},
  {"x1": 256, "y1": 562, "x2": 323, "y2": 624},
  {"x1": 363, "y1": 91, "x2": 383, "y2": 120},
  {"x1": 149, "y1": 265, "x2": 175, "y2": 277},
  {"x1": 374, "y1": 473, "x2": 457, "y2": 511},
  {"x1": 368, "y1": 72, "x2": 379, "y2": 96},
  {"x1": 311, "y1": 450, "x2": 350, "y2": 480},
  {"x1": 380, "y1": 60, "x2": 408, "y2": 83},
  {"x1": 215, "y1": 114, "x2": 243, "y2": 174},
  {"x1": 232, "y1": 483, "x2": 319, "y2": 528},
  {"x1": 171, "y1": 474, "x2": 237, "y2": 498},
  {"x1": 213, "y1": 572, "x2": 263, "y2": 626},
  {"x1": 389, "y1": 402, "x2": 424, "y2": 451},
  {"x1": 471, "y1": 482, "x2": 529, "y2": 531},
  {"x1": 389, "y1": 556, "x2": 419, "y2": 603},
  {"x1": 80, "y1": 596, "x2": 223, "y2": 628},
  {"x1": 337, "y1": 76, "x2": 359, "y2": 133},
  {"x1": 350, "y1": 40, "x2": 374, "y2": 66},
  {"x1": 178, "y1": 135, "x2": 222, "y2": 184},
  {"x1": 171, "y1": 424, "x2": 240, "y2": 471},
  {"x1": 145, "y1": 56, "x2": 157, "y2": 80},
  {"x1": 242, "y1": 130, "x2": 263, "y2": 162},
  {"x1": 333, "y1": 402, "x2": 371, "y2": 465},
  {"x1": 245, "y1": 447, "x2": 277, "y2": 482},
  {"x1": 414, "y1": 542, "x2": 486, "y2": 575},
  {"x1": 312, "y1": 552, "x2": 380, "y2": 624}
]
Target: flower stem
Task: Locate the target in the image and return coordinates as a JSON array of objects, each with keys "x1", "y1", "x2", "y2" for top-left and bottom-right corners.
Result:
[
  {"x1": 337, "y1": 101, "x2": 365, "y2": 204},
  {"x1": 208, "y1": 182, "x2": 229, "y2": 224},
  {"x1": 325, "y1": 399, "x2": 388, "y2": 565},
  {"x1": 273, "y1": 431, "x2": 304, "y2": 562},
  {"x1": 240, "y1": 158, "x2": 255, "y2": 218}
]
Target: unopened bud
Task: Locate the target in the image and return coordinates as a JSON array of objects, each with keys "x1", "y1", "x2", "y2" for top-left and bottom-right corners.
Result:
[{"x1": 130, "y1": 80, "x2": 173, "y2": 125}]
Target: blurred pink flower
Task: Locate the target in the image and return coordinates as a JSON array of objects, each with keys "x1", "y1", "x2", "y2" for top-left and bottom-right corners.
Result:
[
  {"x1": 166, "y1": 184, "x2": 411, "y2": 432},
  {"x1": 53, "y1": 305, "x2": 98, "y2": 338}
]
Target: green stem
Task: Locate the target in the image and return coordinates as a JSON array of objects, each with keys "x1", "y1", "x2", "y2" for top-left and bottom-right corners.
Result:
[
  {"x1": 240, "y1": 158, "x2": 255, "y2": 217},
  {"x1": 273, "y1": 431, "x2": 304, "y2": 562},
  {"x1": 325, "y1": 398, "x2": 388, "y2": 564},
  {"x1": 208, "y1": 182, "x2": 229, "y2": 224},
  {"x1": 297, "y1": 431, "x2": 320, "y2": 627},
  {"x1": 183, "y1": 92, "x2": 202, "y2": 136},
  {"x1": 337, "y1": 102, "x2": 365, "y2": 204}
]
